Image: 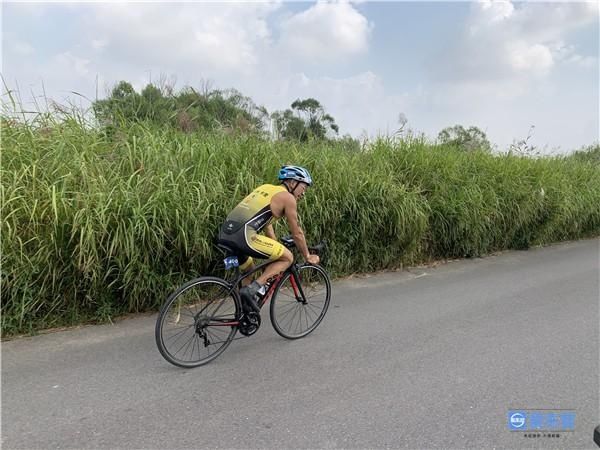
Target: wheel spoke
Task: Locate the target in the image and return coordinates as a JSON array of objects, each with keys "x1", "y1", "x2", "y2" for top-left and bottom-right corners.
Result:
[
  {"x1": 304, "y1": 307, "x2": 310, "y2": 331},
  {"x1": 304, "y1": 304, "x2": 318, "y2": 322},
  {"x1": 205, "y1": 328, "x2": 228, "y2": 346},
  {"x1": 277, "y1": 303, "x2": 300, "y2": 324},
  {"x1": 173, "y1": 308, "x2": 196, "y2": 320},
  {"x1": 193, "y1": 333, "x2": 201, "y2": 359},
  {"x1": 276, "y1": 301, "x2": 300, "y2": 316},
  {"x1": 306, "y1": 302, "x2": 322, "y2": 316},
  {"x1": 292, "y1": 306, "x2": 304, "y2": 333},
  {"x1": 174, "y1": 332, "x2": 196, "y2": 358},
  {"x1": 165, "y1": 324, "x2": 194, "y2": 345},
  {"x1": 270, "y1": 266, "x2": 331, "y2": 339},
  {"x1": 294, "y1": 308, "x2": 303, "y2": 334},
  {"x1": 187, "y1": 335, "x2": 198, "y2": 361},
  {"x1": 278, "y1": 290, "x2": 299, "y2": 301},
  {"x1": 282, "y1": 304, "x2": 301, "y2": 331},
  {"x1": 164, "y1": 324, "x2": 195, "y2": 335},
  {"x1": 156, "y1": 278, "x2": 239, "y2": 367}
]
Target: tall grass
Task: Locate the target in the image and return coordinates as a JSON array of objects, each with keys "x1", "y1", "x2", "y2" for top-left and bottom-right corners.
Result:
[{"x1": 2, "y1": 118, "x2": 599, "y2": 336}]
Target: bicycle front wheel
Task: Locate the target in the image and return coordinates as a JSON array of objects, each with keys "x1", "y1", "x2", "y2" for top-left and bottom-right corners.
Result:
[
  {"x1": 270, "y1": 264, "x2": 331, "y2": 339},
  {"x1": 155, "y1": 277, "x2": 240, "y2": 368}
]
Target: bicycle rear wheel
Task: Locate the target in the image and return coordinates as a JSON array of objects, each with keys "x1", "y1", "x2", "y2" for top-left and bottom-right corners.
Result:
[
  {"x1": 270, "y1": 264, "x2": 331, "y2": 339},
  {"x1": 155, "y1": 277, "x2": 240, "y2": 368}
]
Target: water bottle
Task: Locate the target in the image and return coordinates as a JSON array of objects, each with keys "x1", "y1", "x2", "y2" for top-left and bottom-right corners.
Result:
[{"x1": 224, "y1": 256, "x2": 239, "y2": 270}]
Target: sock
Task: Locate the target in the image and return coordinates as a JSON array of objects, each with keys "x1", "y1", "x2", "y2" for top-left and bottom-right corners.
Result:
[
  {"x1": 245, "y1": 280, "x2": 262, "y2": 295},
  {"x1": 257, "y1": 283, "x2": 267, "y2": 297}
]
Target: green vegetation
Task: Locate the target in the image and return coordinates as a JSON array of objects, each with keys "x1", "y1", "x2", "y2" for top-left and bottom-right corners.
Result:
[
  {"x1": 570, "y1": 144, "x2": 600, "y2": 164},
  {"x1": 2, "y1": 81, "x2": 599, "y2": 336},
  {"x1": 271, "y1": 98, "x2": 339, "y2": 141},
  {"x1": 437, "y1": 124, "x2": 493, "y2": 153},
  {"x1": 93, "y1": 81, "x2": 269, "y2": 135},
  {"x1": 92, "y1": 82, "x2": 342, "y2": 145}
]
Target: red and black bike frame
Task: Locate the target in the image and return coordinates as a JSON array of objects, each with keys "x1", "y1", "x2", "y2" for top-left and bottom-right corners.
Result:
[{"x1": 206, "y1": 261, "x2": 307, "y2": 328}]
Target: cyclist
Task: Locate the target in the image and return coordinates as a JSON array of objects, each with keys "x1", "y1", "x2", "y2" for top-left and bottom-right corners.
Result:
[{"x1": 217, "y1": 165, "x2": 320, "y2": 314}]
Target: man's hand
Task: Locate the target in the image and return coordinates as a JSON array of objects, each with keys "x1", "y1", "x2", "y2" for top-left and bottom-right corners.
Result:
[{"x1": 306, "y1": 254, "x2": 320, "y2": 265}]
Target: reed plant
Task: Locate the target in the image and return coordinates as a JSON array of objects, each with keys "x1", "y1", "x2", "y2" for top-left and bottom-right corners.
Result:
[{"x1": 2, "y1": 118, "x2": 598, "y2": 335}]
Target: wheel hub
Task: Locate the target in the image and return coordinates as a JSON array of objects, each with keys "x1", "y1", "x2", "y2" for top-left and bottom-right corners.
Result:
[{"x1": 195, "y1": 316, "x2": 210, "y2": 333}]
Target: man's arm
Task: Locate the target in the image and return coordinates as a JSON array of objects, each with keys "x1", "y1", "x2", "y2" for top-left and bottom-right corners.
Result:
[
  {"x1": 282, "y1": 195, "x2": 311, "y2": 260},
  {"x1": 265, "y1": 224, "x2": 276, "y2": 241}
]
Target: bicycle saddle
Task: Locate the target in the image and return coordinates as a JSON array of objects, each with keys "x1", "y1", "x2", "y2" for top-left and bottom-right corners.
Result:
[{"x1": 216, "y1": 242, "x2": 237, "y2": 255}]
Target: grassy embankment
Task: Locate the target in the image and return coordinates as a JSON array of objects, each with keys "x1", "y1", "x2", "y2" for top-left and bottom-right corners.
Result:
[{"x1": 2, "y1": 119, "x2": 599, "y2": 336}]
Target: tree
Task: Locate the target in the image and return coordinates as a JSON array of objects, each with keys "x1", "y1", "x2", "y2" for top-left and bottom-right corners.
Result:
[
  {"x1": 140, "y1": 84, "x2": 172, "y2": 122},
  {"x1": 93, "y1": 81, "x2": 142, "y2": 126},
  {"x1": 92, "y1": 80, "x2": 269, "y2": 135},
  {"x1": 271, "y1": 109, "x2": 307, "y2": 141},
  {"x1": 437, "y1": 125, "x2": 492, "y2": 152},
  {"x1": 112, "y1": 81, "x2": 136, "y2": 99},
  {"x1": 291, "y1": 98, "x2": 339, "y2": 139},
  {"x1": 271, "y1": 98, "x2": 339, "y2": 142}
]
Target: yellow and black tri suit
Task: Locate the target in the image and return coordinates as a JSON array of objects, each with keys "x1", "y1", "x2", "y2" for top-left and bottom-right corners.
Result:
[{"x1": 218, "y1": 184, "x2": 287, "y2": 270}]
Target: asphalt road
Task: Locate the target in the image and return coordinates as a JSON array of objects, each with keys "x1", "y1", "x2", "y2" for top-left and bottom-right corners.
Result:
[{"x1": 2, "y1": 239, "x2": 599, "y2": 449}]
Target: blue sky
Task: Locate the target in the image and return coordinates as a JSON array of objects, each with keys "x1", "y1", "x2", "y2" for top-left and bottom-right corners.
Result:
[{"x1": 2, "y1": 1, "x2": 598, "y2": 152}]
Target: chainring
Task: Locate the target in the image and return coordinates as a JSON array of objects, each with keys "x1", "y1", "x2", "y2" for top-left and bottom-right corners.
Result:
[{"x1": 238, "y1": 312, "x2": 261, "y2": 336}]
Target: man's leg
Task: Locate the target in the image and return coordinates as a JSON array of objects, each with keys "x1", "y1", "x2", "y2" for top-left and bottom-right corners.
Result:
[
  {"x1": 239, "y1": 235, "x2": 291, "y2": 313},
  {"x1": 256, "y1": 248, "x2": 293, "y2": 285},
  {"x1": 239, "y1": 256, "x2": 255, "y2": 287},
  {"x1": 239, "y1": 249, "x2": 293, "y2": 314}
]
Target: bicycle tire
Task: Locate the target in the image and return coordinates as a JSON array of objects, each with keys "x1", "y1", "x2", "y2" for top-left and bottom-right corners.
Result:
[
  {"x1": 269, "y1": 264, "x2": 331, "y2": 339},
  {"x1": 155, "y1": 276, "x2": 240, "y2": 368}
]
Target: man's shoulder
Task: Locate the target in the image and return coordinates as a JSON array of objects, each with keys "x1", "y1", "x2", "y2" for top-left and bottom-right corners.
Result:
[
  {"x1": 255, "y1": 183, "x2": 287, "y2": 193},
  {"x1": 271, "y1": 187, "x2": 295, "y2": 207}
]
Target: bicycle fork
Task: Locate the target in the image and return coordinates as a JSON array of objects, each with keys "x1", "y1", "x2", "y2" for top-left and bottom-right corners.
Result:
[{"x1": 289, "y1": 265, "x2": 308, "y2": 305}]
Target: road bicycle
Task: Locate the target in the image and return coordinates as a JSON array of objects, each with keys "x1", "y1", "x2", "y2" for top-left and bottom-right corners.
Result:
[{"x1": 155, "y1": 236, "x2": 331, "y2": 367}]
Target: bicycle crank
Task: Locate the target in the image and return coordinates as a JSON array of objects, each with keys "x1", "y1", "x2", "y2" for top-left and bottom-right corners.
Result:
[{"x1": 238, "y1": 312, "x2": 261, "y2": 336}]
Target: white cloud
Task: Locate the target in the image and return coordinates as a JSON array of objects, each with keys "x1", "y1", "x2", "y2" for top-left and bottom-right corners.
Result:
[
  {"x1": 511, "y1": 2, "x2": 599, "y2": 42},
  {"x1": 472, "y1": 1, "x2": 598, "y2": 40},
  {"x1": 507, "y1": 42, "x2": 553, "y2": 75},
  {"x1": 474, "y1": 0, "x2": 514, "y2": 26},
  {"x1": 91, "y1": 39, "x2": 108, "y2": 50},
  {"x1": 437, "y1": 1, "x2": 598, "y2": 83},
  {"x1": 12, "y1": 41, "x2": 35, "y2": 56},
  {"x1": 82, "y1": 3, "x2": 280, "y2": 74},
  {"x1": 256, "y1": 71, "x2": 410, "y2": 138},
  {"x1": 420, "y1": 0, "x2": 599, "y2": 149},
  {"x1": 2, "y1": 2, "x2": 596, "y2": 153},
  {"x1": 55, "y1": 52, "x2": 91, "y2": 77},
  {"x1": 566, "y1": 54, "x2": 598, "y2": 69},
  {"x1": 4, "y1": 2, "x2": 49, "y2": 19},
  {"x1": 279, "y1": 1, "x2": 372, "y2": 62}
]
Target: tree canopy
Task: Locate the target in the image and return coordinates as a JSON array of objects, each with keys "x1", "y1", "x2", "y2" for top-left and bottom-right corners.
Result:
[
  {"x1": 93, "y1": 81, "x2": 268, "y2": 134},
  {"x1": 271, "y1": 98, "x2": 339, "y2": 142},
  {"x1": 437, "y1": 125, "x2": 492, "y2": 152}
]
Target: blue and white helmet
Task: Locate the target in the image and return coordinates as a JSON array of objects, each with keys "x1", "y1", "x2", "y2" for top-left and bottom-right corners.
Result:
[{"x1": 278, "y1": 165, "x2": 313, "y2": 186}]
